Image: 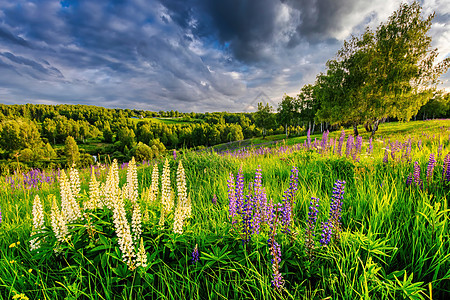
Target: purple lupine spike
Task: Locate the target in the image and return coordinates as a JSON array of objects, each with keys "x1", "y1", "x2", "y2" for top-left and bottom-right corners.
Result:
[
  {"x1": 307, "y1": 128, "x2": 311, "y2": 149},
  {"x1": 355, "y1": 136, "x2": 363, "y2": 154},
  {"x1": 227, "y1": 173, "x2": 237, "y2": 223},
  {"x1": 192, "y1": 244, "x2": 199, "y2": 264},
  {"x1": 305, "y1": 197, "x2": 319, "y2": 260},
  {"x1": 383, "y1": 145, "x2": 389, "y2": 164},
  {"x1": 173, "y1": 149, "x2": 177, "y2": 160},
  {"x1": 320, "y1": 130, "x2": 329, "y2": 153},
  {"x1": 413, "y1": 162, "x2": 423, "y2": 188},
  {"x1": 367, "y1": 137, "x2": 373, "y2": 154},
  {"x1": 320, "y1": 221, "x2": 333, "y2": 247},
  {"x1": 235, "y1": 167, "x2": 244, "y2": 215},
  {"x1": 443, "y1": 153, "x2": 450, "y2": 182},
  {"x1": 242, "y1": 194, "x2": 253, "y2": 244},
  {"x1": 289, "y1": 166, "x2": 299, "y2": 204},
  {"x1": 329, "y1": 180, "x2": 345, "y2": 240},
  {"x1": 281, "y1": 189, "x2": 292, "y2": 235},
  {"x1": 212, "y1": 194, "x2": 217, "y2": 205},
  {"x1": 338, "y1": 130, "x2": 346, "y2": 156},
  {"x1": 406, "y1": 173, "x2": 413, "y2": 186},
  {"x1": 426, "y1": 153, "x2": 436, "y2": 182},
  {"x1": 345, "y1": 135, "x2": 354, "y2": 158},
  {"x1": 269, "y1": 237, "x2": 284, "y2": 289}
]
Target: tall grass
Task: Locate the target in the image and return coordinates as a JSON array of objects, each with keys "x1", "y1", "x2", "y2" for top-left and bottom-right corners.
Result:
[{"x1": 0, "y1": 120, "x2": 449, "y2": 299}]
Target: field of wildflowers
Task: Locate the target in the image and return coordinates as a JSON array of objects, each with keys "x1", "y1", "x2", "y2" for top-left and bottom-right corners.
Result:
[{"x1": 0, "y1": 119, "x2": 449, "y2": 299}]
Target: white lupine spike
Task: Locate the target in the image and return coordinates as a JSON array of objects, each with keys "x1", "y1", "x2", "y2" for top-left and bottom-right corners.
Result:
[
  {"x1": 126, "y1": 157, "x2": 138, "y2": 204},
  {"x1": 161, "y1": 158, "x2": 173, "y2": 214},
  {"x1": 86, "y1": 168, "x2": 101, "y2": 210},
  {"x1": 131, "y1": 203, "x2": 142, "y2": 241},
  {"x1": 59, "y1": 170, "x2": 82, "y2": 223},
  {"x1": 110, "y1": 182, "x2": 136, "y2": 269},
  {"x1": 30, "y1": 194, "x2": 45, "y2": 250},
  {"x1": 50, "y1": 195, "x2": 69, "y2": 243},
  {"x1": 135, "y1": 237, "x2": 147, "y2": 268},
  {"x1": 69, "y1": 166, "x2": 81, "y2": 198},
  {"x1": 151, "y1": 163, "x2": 159, "y2": 201}
]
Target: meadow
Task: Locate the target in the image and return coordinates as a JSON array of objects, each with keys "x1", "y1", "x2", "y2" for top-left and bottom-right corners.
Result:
[{"x1": 0, "y1": 119, "x2": 449, "y2": 299}]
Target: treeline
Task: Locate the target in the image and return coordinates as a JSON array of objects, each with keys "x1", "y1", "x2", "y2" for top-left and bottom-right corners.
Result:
[{"x1": 0, "y1": 103, "x2": 276, "y2": 172}]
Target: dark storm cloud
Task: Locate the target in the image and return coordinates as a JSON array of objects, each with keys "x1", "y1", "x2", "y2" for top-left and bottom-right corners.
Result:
[{"x1": 0, "y1": 0, "x2": 447, "y2": 111}]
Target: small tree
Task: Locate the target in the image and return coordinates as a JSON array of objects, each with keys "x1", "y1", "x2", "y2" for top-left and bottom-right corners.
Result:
[
  {"x1": 254, "y1": 102, "x2": 276, "y2": 139},
  {"x1": 65, "y1": 136, "x2": 80, "y2": 166}
]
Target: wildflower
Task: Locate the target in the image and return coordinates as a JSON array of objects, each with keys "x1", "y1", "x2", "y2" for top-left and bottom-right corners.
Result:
[
  {"x1": 305, "y1": 197, "x2": 319, "y2": 260},
  {"x1": 367, "y1": 137, "x2": 373, "y2": 154},
  {"x1": 319, "y1": 221, "x2": 333, "y2": 246},
  {"x1": 177, "y1": 160, "x2": 190, "y2": 218},
  {"x1": 192, "y1": 244, "x2": 199, "y2": 264},
  {"x1": 135, "y1": 237, "x2": 147, "y2": 268},
  {"x1": 228, "y1": 173, "x2": 237, "y2": 222},
  {"x1": 0, "y1": 206, "x2": 2, "y2": 224},
  {"x1": 12, "y1": 293, "x2": 29, "y2": 300},
  {"x1": 383, "y1": 145, "x2": 389, "y2": 164},
  {"x1": 443, "y1": 153, "x2": 450, "y2": 182},
  {"x1": 103, "y1": 160, "x2": 120, "y2": 210},
  {"x1": 235, "y1": 167, "x2": 244, "y2": 215},
  {"x1": 50, "y1": 195, "x2": 70, "y2": 243},
  {"x1": 413, "y1": 161, "x2": 422, "y2": 188},
  {"x1": 86, "y1": 168, "x2": 101, "y2": 210},
  {"x1": 28, "y1": 269, "x2": 32, "y2": 273},
  {"x1": 173, "y1": 149, "x2": 177, "y2": 160},
  {"x1": 30, "y1": 195, "x2": 45, "y2": 251},
  {"x1": 337, "y1": 129, "x2": 345, "y2": 156},
  {"x1": 131, "y1": 203, "x2": 142, "y2": 241},
  {"x1": 69, "y1": 166, "x2": 81, "y2": 198},
  {"x1": 150, "y1": 163, "x2": 159, "y2": 202},
  {"x1": 241, "y1": 194, "x2": 253, "y2": 244},
  {"x1": 212, "y1": 194, "x2": 217, "y2": 205},
  {"x1": 9, "y1": 260, "x2": 15, "y2": 264},
  {"x1": 9, "y1": 243, "x2": 16, "y2": 248},
  {"x1": 59, "y1": 170, "x2": 82, "y2": 223},
  {"x1": 268, "y1": 236, "x2": 284, "y2": 289},
  {"x1": 426, "y1": 153, "x2": 436, "y2": 182},
  {"x1": 306, "y1": 128, "x2": 311, "y2": 149},
  {"x1": 161, "y1": 159, "x2": 173, "y2": 214},
  {"x1": 125, "y1": 157, "x2": 139, "y2": 205},
  {"x1": 406, "y1": 173, "x2": 413, "y2": 186}
]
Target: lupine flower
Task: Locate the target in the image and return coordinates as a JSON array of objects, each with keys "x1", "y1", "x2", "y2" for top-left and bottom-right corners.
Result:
[
  {"x1": 437, "y1": 144, "x2": 443, "y2": 158},
  {"x1": 126, "y1": 157, "x2": 139, "y2": 205},
  {"x1": 337, "y1": 130, "x2": 345, "y2": 156},
  {"x1": 406, "y1": 173, "x2": 413, "y2": 186},
  {"x1": 50, "y1": 195, "x2": 70, "y2": 243},
  {"x1": 30, "y1": 195, "x2": 45, "y2": 251},
  {"x1": 268, "y1": 236, "x2": 284, "y2": 289},
  {"x1": 320, "y1": 130, "x2": 329, "y2": 153},
  {"x1": 241, "y1": 194, "x2": 253, "y2": 244},
  {"x1": 329, "y1": 180, "x2": 345, "y2": 240},
  {"x1": 367, "y1": 137, "x2": 373, "y2": 154},
  {"x1": 69, "y1": 167, "x2": 81, "y2": 198},
  {"x1": 173, "y1": 149, "x2": 177, "y2": 160},
  {"x1": 86, "y1": 168, "x2": 101, "y2": 210},
  {"x1": 177, "y1": 160, "x2": 190, "y2": 218},
  {"x1": 235, "y1": 167, "x2": 244, "y2": 215},
  {"x1": 320, "y1": 221, "x2": 333, "y2": 247},
  {"x1": 161, "y1": 158, "x2": 173, "y2": 215},
  {"x1": 355, "y1": 136, "x2": 363, "y2": 154},
  {"x1": 345, "y1": 135, "x2": 354, "y2": 158},
  {"x1": 135, "y1": 237, "x2": 147, "y2": 268},
  {"x1": 192, "y1": 244, "x2": 199, "y2": 264},
  {"x1": 131, "y1": 203, "x2": 142, "y2": 241},
  {"x1": 212, "y1": 194, "x2": 217, "y2": 205},
  {"x1": 0, "y1": 206, "x2": 2, "y2": 224},
  {"x1": 443, "y1": 153, "x2": 450, "y2": 182},
  {"x1": 383, "y1": 145, "x2": 389, "y2": 164},
  {"x1": 228, "y1": 173, "x2": 237, "y2": 223},
  {"x1": 281, "y1": 189, "x2": 292, "y2": 235},
  {"x1": 307, "y1": 128, "x2": 311, "y2": 149},
  {"x1": 59, "y1": 170, "x2": 82, "y2": 224},
  {"x1": 413, "y1": 161, "x2": 423, "y2": 188},
  {"x1": 426, "y1": 153, "x2": 436, "y2": 183},
  {"x1": 150, "y1": 163, "x2": 159, "y2": 202},
  {"x1": 305, "y1": 197, "x2": 319, "y2": 260}
]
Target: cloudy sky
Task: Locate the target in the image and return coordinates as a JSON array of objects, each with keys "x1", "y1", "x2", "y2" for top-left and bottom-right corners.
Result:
[{"x1": 0, "y1": 0, "x2": 449, "y2": 112}]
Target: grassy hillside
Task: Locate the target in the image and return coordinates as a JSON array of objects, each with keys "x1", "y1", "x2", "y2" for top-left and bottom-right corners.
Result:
[{"x1": 0, "y1": 119, "x2": 449, "y2": 299}]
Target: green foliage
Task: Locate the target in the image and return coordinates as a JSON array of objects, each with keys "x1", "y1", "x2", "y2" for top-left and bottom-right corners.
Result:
[
  {"x1": 65, "y1": 136, "x2": 80, "y2": 166},
  {"x1": 0, "y1": 118, "x2": 42, "y2": 151},
  {"x1": 254, "y1": 102, "x2": 277, "y2": 138}
]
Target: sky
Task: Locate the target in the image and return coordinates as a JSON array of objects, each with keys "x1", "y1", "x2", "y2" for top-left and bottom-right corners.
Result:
[{"x1": 0, "y1": 0, "x2": 449, "y2": 113}]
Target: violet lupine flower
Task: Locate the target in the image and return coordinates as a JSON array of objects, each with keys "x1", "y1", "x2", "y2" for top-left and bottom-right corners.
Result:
[
  {"x1": 426, "y1": 153, "x2": 436, "y2": 182},
  {"x1": 367, "y1": 137, "x2": 373, "y2": 154},
  {"x1": 345, "y1": 135, "x2": 354, "y2": 158},
  {"x1": 288, "y1": 166, "x2": 299, "y2": 204},
  {"x1": 443, "y1": 153, "x2": 450, "y2": 182},
  {"x1": 337, "y1": 130, "x2": 345, "y2": 156},
  {"x1": 413, "y1": 161, "x2": 423, "y2": 188},
  {"x1": 228, "y1": 173, "x2": 237, "y2": 223},
  {"x1": 268, "y1": 235, "x2": 284, "y2": 289},
  {"x1": 235, "y1": 168, "x2": 244, "y2": 215},
  {"x1": 173, "y1": 149, "x2": 177, "y2": 160},
  {"x1": 242, "y1": 194, "x2": 253, "y2": 244},
  {"x1": 280, "y1": 190, "x2": 292, "y2": 234},
  {"x1": 329, "y1": 180, "x2": 345, "y2": 240},
  {"x1": 212, "y1": 194, "x2": 217, "y2": 205},
  {"x1": 406, "y1": 173, "x2": 413, "y2": 186},
  {"x1": 192, "y1": 244, "x2": 199, "y2": 264},
  {"x1": 307, "y1": 128, "x2": 311, "y2": 149},
  {"x1": 320, "y1": 221, "x2": 333, "y2": 247},
  {"x1": 355, "y1": 136, "x2": 363, "y2": 154},
  {"x1": 320, "y1": 130, "x2": 329, "y2": 153},
  {"x1": 305, "y1": 197, "x2": 319, "y2": 260},
  {"x1": 383, "y1": 145, "x2": 389, "y2": 164}
]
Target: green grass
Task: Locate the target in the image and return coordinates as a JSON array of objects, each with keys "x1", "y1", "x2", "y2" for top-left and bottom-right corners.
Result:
[{"x1": 0, "y1": 119, "x2": 449, "y2": 299}]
